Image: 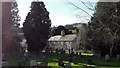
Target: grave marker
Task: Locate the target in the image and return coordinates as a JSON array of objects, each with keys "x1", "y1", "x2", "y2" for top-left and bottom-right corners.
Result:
[
  {"x1": 65, "y1": 61, "x2": 71, "y2": 68},
  {"x1": 105, "y1": 55, "x2": 110, "y2": 61},
  {"x1": 30, "y1": 60, "x2": 37, "y2": 67},
  {"x1": 41, "y1": 56, "x2": 48, "y2": 66},
  {"x1": 117, "y1": 54, "x2": 120, "y2": 60}
]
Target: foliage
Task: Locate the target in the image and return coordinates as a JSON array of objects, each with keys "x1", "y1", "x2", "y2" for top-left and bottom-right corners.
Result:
[
  {"x1": 23, "y1": 1, "x2": 51, "y2": 53},
  {"x1": 51, "y1": 25, "x2": 72, "y2": 36},
  {"x1": 11, "y1": 0, "x2": 21, "y2": 57},
  {"x1": 11, "y1": 1, "x2": 21, "y2": 27},
  {"x1": 2, "y1": 0, "x2": 21, "y2": 58},
  {"x1": 78, "y1": 23, "x2": 89, "y2": 50},
  {"x1": 88, "y1": 2, "x2": 120, "y2": 56}
]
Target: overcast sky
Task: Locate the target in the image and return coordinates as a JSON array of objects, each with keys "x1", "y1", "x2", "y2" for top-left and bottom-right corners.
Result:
[{"x1": 17, "y1": 0, "x2": 98, "y2": 27}]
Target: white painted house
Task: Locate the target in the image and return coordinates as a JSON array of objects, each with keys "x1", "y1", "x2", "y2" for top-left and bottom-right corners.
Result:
[{"x1": 48, "y1": 30, "x2": 80, "y2": 51}]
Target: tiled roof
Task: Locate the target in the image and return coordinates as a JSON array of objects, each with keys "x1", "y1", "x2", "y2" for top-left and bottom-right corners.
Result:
[
  {"x1": 48, "y1": 35, "x2": 62, "y2": 41},
  {"x1": 59, "y1": 34, "x2": 76, "y2": 42},
  {"x1": 48, "y1": 34, "x2": 76, "y2": 42}
]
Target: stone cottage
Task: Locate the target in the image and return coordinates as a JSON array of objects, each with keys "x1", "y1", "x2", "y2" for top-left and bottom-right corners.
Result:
[{"x1": 48, "y1": 30, "x2": 80, "y2": 51}]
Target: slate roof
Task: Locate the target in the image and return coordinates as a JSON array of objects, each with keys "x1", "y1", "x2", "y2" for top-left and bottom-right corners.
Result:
[
  {"x1": 48, "y1": 34, "x2": 76, "y2": 42},
  {"x1": 59, "y1": 34, "x2": 76, "y2": 42},
  {"x1": 48, "y1": 35, "x2": 62, "y2": 42}
]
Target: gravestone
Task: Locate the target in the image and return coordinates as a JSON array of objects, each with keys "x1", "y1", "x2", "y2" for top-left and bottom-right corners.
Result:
[
  {"x1": 86, "y1": 57, "x2": 92, "y2": 64},
  {"x1": 79, "y1": 52, "x2": 81, "y2": 55},
  {"x1": 55, "y1": 48, "x2": 58, "y2": 54},
  {"x1": 97, "y1": 54, "x2": 101, "y2": 59},
  {"x1": 63, "y1": 50, "x2": 66, "y2": 54},
  {"x1": 45, "y1": 48, "x2": 50, "y2": 56},
  {"x1": 73, "y1": 57, "x2": 78, "y2": 64},
  {"x1": 65, "y1": 61, "x2": 71, "y2": 68},
  {"x1": 50, "y1": 50, "x2": 53, "y2": 53},
  {"x1": 24, "y1": 52, "x2": 28, "y2": 61},
  {"x1": 75, "y1": 52, "x2": 78, "y2": 55},
  {"x1": 105, "y1": 55, "x2": 110, "y2": 61},
  {"x1": 60, "y1": 48, "x2": 64, "y2": 54},
  {"x1": 71, "y1": 48, "x2": 73, "y2": 52},
  {"x1": 69, "y1": 56, "x2": 73, "y2": 62},
  {"x1": 94, "y1": 53, "x2": 101, "y2": 59},
  {"x1": 41, "y1": 56, "x2": 48, "y2": 66},
  {"x1": 18, "y1": 59, "x2": 25, "y2": 67},
  {"x1": 71, "y1": 52, "x2": 74, "y2": 55},
  {"x1": 58, "y1": 58, "x2": 65, "y2": 67},
  {"x1": 2, "y1": 61, "x2": 9, "y2": 66},
  {"x1": 30, "y1": 60, "x2": 37, "y2": 67},
  {"x1": 68, "y1": 49, "x2": 71, "y2": 54},
  {"x1": 117, "y1": 54, "x2": 120, "y2": 60}
]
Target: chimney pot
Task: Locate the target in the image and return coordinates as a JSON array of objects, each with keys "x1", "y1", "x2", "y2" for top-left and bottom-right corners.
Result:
[{"x1": 61, "y1": 30, "x2": 65, "y2": 36}]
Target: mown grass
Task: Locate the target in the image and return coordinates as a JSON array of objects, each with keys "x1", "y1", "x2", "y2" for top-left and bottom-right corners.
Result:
[{"x1": 7, "y1": 52, "x2": 120, "y2": 68}]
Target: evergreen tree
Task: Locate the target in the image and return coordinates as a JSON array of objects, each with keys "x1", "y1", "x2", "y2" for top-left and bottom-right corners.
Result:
[
  {"x1": 51, "y1": 25, "x2": 69, "y2": 36},
  {"x1": 79, "y1": 23, "x2": 89, "y2": 50},
  {"x1": 11, "y1": 1, "x2": 22, "y2": 58},
  {"x1": 11, "y1": 1, "x2": 21, "y2": 28},
  {"x1": 88, "y1": 1, "x2": 120, "y2": 56},
  {"x1": 23, "y1": 1, "x2": 51, "y2": 53}
]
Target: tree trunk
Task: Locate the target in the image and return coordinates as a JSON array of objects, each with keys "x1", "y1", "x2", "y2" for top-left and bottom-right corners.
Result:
[{"x1": 110, "y1": 43, "x2": 114, "y2": 57}]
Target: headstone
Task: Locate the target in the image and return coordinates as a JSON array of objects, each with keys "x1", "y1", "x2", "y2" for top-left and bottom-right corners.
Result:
[
  {"x1": 58, "y1": 58, "x2": 65, "y2": 67},
  {"x1": 18, "y1": 59, "x2": 25, "y2": 67},
  {"x1": 55, "y1": 48, "x2": 58, "y2": 54},
  {"x1": 79, "y1": 52, "x2": 82, "y2": 57},
  {"x1": 73, "y1": 57, "x2": 78, "y2": 64},
  {"x1": 41, "y1": 56, "x2": 48, "y2": 66},
  {"x1": 2, "y1": 61, "x2": 9, "y2": 66},
  {"x1": 65, "y1": 61, "x2": 71, "y2": 68},
  {"x1": 24, "y1": 52, "x2": 28, "y2": 61},
  {"x1": 68, "y1": 49, "x2": 71, "y2": 54},
  {"x1": 50, "y1": 50, "x2": 53, "y2": 53},
  {"x1": 71, "y1": 52, "x2": 74, "y2": 55},
  {"x1": 71, "y1": 48, "x2": 73, "y2": 52},
  {"x1": 30, "y1": 60, "x2": 37, "y2": 67},
  {"x1": 60, "y1": 48, "x2": 64, "y2": 54},
  {"x1": 63, "y1": 50, "x2": 66, "y2": 54},
  {"x1": 45, "y1": 48, "x2": 50, "y2": 56},
  {"x1": 98, "y1": 54, "x2": 101, "y2": 59},
  {"x1": 79, "y1": 52, "x2": 81, "y2": 55},
  {"x1": 105, "y1": 55, "x2": 110, "y2": 61},
  {"x1": 117, "y1": 54, "x2": 120, "y2": 60},
  {"x1": 94, "y1": 53, "x2": 101, "y2": 59},
  {"x1": 69, "y1": 56, "x2": 73, "y2": 62},
  {"x1": 76, "y1": 52, "x2": 78, "y2": 55},
  {"x1": 86, "y1": 57, "x2": 92, "y2": 64}
]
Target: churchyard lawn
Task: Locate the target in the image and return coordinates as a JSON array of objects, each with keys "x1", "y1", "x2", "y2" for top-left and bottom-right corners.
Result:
[{"x1": 7, "y1": 51, "x2": 120, "y2": 68}]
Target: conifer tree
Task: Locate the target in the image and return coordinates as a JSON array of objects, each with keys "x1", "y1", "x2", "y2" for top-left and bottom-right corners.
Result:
[{"x1": 23, "y1": 1, "x2": 51, "y2": 53}]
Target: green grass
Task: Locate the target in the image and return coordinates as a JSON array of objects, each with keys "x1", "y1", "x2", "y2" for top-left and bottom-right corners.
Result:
[
  {"x1": 7, "y1": 52, "x2": 120, "y2": 68},
  {"x1": 81, "y1": 52, "x2": 93, "y2": 56}
]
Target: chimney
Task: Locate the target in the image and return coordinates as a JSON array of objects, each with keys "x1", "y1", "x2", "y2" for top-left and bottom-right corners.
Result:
[
  {"x1": 61, "y1": 30, "x2": 65, "y2": 36},
  {"x1": 76, "y1": 28, "x2": 79, "y2": 36}
]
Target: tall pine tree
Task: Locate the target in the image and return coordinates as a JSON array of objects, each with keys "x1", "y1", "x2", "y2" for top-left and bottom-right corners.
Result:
[{"x1": 23, "y1": 1, "x2": 51, "y2": 53}]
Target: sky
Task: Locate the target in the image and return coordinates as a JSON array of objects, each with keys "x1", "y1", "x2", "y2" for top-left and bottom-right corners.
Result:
[{"x1": 17, "y1": 0, "x2": 98, "y2": 27}]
